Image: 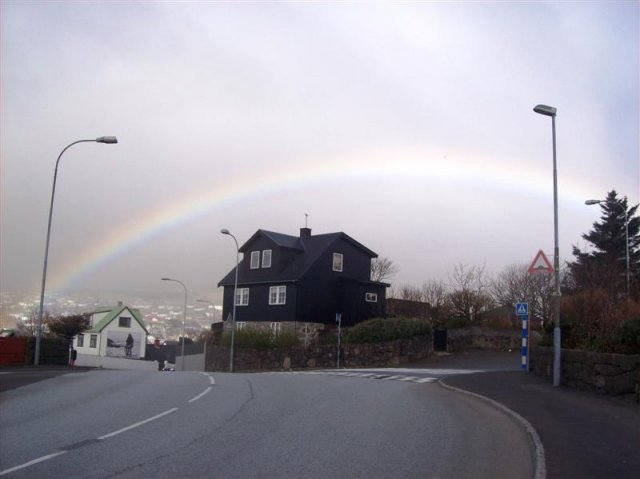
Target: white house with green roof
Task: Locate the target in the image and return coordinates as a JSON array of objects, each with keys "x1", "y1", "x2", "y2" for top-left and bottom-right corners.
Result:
[{"x1": 73, "y1": 303, "x2": 149, "y2": 366}]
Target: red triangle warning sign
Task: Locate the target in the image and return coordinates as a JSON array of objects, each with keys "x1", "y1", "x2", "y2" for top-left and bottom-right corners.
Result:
[{"x1": 528, "y1": 250, "x2": 554, "y2": 275}]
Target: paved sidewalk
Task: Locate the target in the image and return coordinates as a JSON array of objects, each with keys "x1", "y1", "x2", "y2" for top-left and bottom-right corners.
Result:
[
  {"x1": 0, "y1": 366, "x2": 91, "y2": 393},
  {"x1": 416, "y1": 352, "x2": 640, "y2": 479}
]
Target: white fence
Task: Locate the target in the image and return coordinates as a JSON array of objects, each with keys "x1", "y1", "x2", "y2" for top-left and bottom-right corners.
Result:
[
  {"x1": 75, "y1": 342, "x2": 206, "y2": 372},
  {"x1": 74, "y1": 354, "x2": 158, "y2": 370}
]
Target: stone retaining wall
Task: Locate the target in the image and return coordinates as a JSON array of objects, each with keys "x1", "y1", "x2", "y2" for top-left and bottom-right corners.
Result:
[
  {"x1": 447, "y1": 327, "x2": 538, "y2": 352},
  {"x1": 205, "y1": 335, "x2": 433, "y2": 372},
  {"x1": 530, "y1": 346, "x2": 640, "y2": 402}
]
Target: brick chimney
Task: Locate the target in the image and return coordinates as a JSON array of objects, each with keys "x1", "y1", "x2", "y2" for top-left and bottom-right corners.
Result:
[{"x1": 300, "y1": 227, "x2": 312, "y2": 239}]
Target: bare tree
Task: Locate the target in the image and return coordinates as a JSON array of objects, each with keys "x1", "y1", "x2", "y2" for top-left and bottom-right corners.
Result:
[
  {"x1": 392, "y1": 284, "x2": 423, "y2": 301},
  {"x1": 421, "y1": 280, "x2": 448, "y2": 308},
  {"x1": 492, "y1": 263, "x2": 554, "y2": 325},
  {"x1": 421, "y1": 280, "x2": 450, "y2": 322},
  {"x1": 448, "y1": 263, "x2": 494, "y2": 322},
  {"x1": 13, "y1": 308, "x2": 42, "y2": 337},
  {"x1": 370, "y1": 257, "x2": 399, "y2": 282}
]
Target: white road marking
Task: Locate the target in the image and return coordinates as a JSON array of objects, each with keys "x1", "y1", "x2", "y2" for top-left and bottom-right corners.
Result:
[
  {"x1": 97, "y1": 408, "x2": 179, "y2": 440},
  {"x1": 283, "y1": 370, "x2": 440, "y2": 384},
  {"x1": 0, "y1": 451, "x2": 67, "y2": 476},
  {"x1": 189, "y1": 386, "x2": 212, "y2": 403},
  {"x1": 1, "y1": 377, "x2": 215, "y2": 476},
  {"x1": 199, "y1": 372, "x2": 216, "y2": 385}
]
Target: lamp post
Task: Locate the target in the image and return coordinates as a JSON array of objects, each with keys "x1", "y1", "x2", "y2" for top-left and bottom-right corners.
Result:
[
  {"x1": 533, "y1": 104, "x2": 561, "y2": 387},
  {"x1": 585, "y1": 199, "x2": 630, "y2": 296},
  {"x1": 196, "y1": 299, "x2": 217, "y2": 323},
  {"x1": 35, "y1": 136, "x2": 118, "y2": 366},
  {"x1": 161, "y1": 277, "x2": 188, "y2": 371},
  {"x1": 221, "y1": 228, "x2": 239, "y2": 373}
]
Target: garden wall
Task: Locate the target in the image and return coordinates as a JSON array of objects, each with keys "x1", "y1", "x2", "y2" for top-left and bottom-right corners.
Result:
[
  {"x1": 530, "y1": 346, "x2": 640, "y2": 402},
  {"x1": 446, "y1": 326, "x2": 537, "y2": 352},
  {"x1": 0, "y1": 337, "x2": 28, "y2": 365},
  {"x1": 205, "y1": 335, "x2": 433, "y2": 372},
  {"x1": 0, "y1": 337, "x2": 68, "y2": 365}
]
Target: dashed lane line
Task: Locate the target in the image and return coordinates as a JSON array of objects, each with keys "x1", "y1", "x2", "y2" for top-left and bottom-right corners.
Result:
[{"x1": 1, "y1": 373, "x2": 217, "y2": 476}]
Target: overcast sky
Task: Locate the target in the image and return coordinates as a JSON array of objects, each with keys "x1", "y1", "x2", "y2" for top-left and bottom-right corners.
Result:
[{"x1": 1, "y1": 1, "x2": 638, "y2": 304}]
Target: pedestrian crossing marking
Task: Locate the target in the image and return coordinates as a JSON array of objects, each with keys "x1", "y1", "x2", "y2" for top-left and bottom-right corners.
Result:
[{"x1": 275, "y1": 370, "x2": 438, "y2": 384}]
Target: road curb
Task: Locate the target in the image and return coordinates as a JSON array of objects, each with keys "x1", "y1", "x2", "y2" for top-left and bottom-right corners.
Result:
[{"x1": 438, "y1": 377, "x2": 546, "y2": 479}]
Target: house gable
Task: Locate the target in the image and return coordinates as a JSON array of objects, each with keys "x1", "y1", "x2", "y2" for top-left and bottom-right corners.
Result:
[{"x1": 87, "y1": 305, "x2": 148, "y2": 334}]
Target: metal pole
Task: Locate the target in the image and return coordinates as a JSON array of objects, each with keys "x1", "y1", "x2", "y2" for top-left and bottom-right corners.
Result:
[
  {"x1": 551, "y1": 114, "x2": 561, "y2": 387},
  {"x1": 231, "y1": 240, "x2": 239, "y2": 373},
  {"x1": 35, "y1": 138, "x2": 117, "y2": 366},
  {"x1": 161, "y1": 278, "x2": 188, "y2": 371},
  {"x1": 221, "y1": 230, "x2": 239, "y2": 373},
  {"x1": 181, "y1": 283, "x2": 187, "y2": 371},
  {"x1": 624, "y1": 206, "x2": 630, "y2": 297},
  {"x1": 336, "y1": 313, "x2": 342, "y2": 369}
]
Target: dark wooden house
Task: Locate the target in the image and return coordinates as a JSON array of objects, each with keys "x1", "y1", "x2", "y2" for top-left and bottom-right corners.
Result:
[{"x1": 218, "y1": 228, "x2": 388, "y2": 328}]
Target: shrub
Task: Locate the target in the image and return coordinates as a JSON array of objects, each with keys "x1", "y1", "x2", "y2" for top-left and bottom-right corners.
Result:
[
  {"x1": 343, "y1": 317, "x2": 431, "y2": 344},
  {"x1": 617, "y1": 316, "x2": 640, "y2": 354},
  {"x1": 560, "y1": 290, "x2": 640, "y2": 352}
]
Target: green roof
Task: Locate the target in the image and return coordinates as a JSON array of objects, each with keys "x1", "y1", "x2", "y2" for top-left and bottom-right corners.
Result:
[{"x1": 86, "y1": 305, "x2": 148, "y2": 334}]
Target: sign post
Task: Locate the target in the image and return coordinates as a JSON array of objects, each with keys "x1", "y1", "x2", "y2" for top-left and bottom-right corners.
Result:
[
  {"x1": 515, "y1": 302, "x2": 529, "y2": 371},
  {"x1": 336, "y1": 313, "x2": 342, "y2": 369}
]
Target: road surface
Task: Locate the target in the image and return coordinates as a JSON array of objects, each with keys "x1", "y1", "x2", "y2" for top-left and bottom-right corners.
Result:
[{"x1": 0, "y1": 368, "x2": 535, "y2": 478}]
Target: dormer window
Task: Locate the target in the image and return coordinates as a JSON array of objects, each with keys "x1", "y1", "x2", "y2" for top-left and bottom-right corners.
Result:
[
  {"x1": 332, "y1": 253, "x2": 343, "y2": 272},
  {"x1": 250, "y1": 249, "x2": 272, "y2": 269},
  {"x1": 119, "y1": 316, "x2": 131, "y2": 328},
  {"x1": 250, "y1": 251, "x2": 260, "y2": 269},
  {"x1": 262, "y1": 249, "x2": 272, "y2": 268}
]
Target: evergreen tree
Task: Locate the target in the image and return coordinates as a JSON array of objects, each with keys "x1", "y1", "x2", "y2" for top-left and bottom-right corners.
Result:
[{"x1": 569, "y1": 190, "x2": 640, "y2": 296}]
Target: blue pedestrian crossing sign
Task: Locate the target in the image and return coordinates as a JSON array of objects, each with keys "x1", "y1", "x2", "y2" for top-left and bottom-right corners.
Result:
[{"x1": 515, "y1": 302, "x2": 529, "y2": 316}]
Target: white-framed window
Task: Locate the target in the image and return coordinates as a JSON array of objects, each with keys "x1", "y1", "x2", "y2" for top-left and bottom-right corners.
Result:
[
  {"x1": 235, "y1": 288, "x2": 250, "y2": 306},
  {"x1": 77, "y1": 334, "x2": 84, "y2": 347},
  {"x1": 119, "y1": 316, "x2": 131, "y2": 328},
  {"x1": 269, "y1": 285, "x2": 286, "y2": 305},
  {"x1": 332, "y1": 253, "x2": 344, "y2": 272},
  {"x1": 90, "y1": 334, "x2": 97, "y2": 348},
  {"x1": 236, "y1": 322, "x2": 247, "y2": 330},
  {"x1": 250, "y1": 251, "x2": 260, "y2": 269},
  {"x1": 366, "y1": 292, "x2": 378, "y2": 303},
  {"x1": 270, "y1": 322, "x2": 281, "y2": 336},
  {"x1": 262, "y1": 249, "x2": 272, "y2": 268}
]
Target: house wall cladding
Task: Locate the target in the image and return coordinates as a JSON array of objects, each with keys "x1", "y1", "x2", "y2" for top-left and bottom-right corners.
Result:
[
  {"x1": 205, "y1": 335, "x2": 433, "y2": 372},
  {"x1": 530, "y1": 346, "x2": 640, "y2": 402}
]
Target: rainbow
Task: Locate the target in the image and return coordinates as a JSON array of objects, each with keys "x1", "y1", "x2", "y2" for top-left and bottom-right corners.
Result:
[{"x1": 47, "y1": 146, "x2": 600, "y2": 292}]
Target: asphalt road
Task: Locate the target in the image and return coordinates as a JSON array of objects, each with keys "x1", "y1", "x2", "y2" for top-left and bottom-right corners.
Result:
[{"x1": 0, "y1": 368, "x2": 535, "y2": 478}]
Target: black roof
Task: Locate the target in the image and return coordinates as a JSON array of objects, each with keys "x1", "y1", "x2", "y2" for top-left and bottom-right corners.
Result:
[{"x1": 218, "y1": 229, "x2": 378, "y2": 287}]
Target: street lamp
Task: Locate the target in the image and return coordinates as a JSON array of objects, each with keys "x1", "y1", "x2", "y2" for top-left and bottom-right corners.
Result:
[
  {"x1": 220, "y1": 228, "x2": 239, "y2": 372},
  {"x1": 35, "y1": 136, "x2": 118, "y2": 366},
  {"x1": 196, "y1": 299, "x2": 217, "y2": 323},
  {"x1": 585, "y1": 199, "x2": 630, "y2": 296},
  {"x1": 161, "y1": 277, "x2": 188, "y2": 371},
  {"x1": 533, "y1": 104, "x2": 562, "y2": 387}
]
